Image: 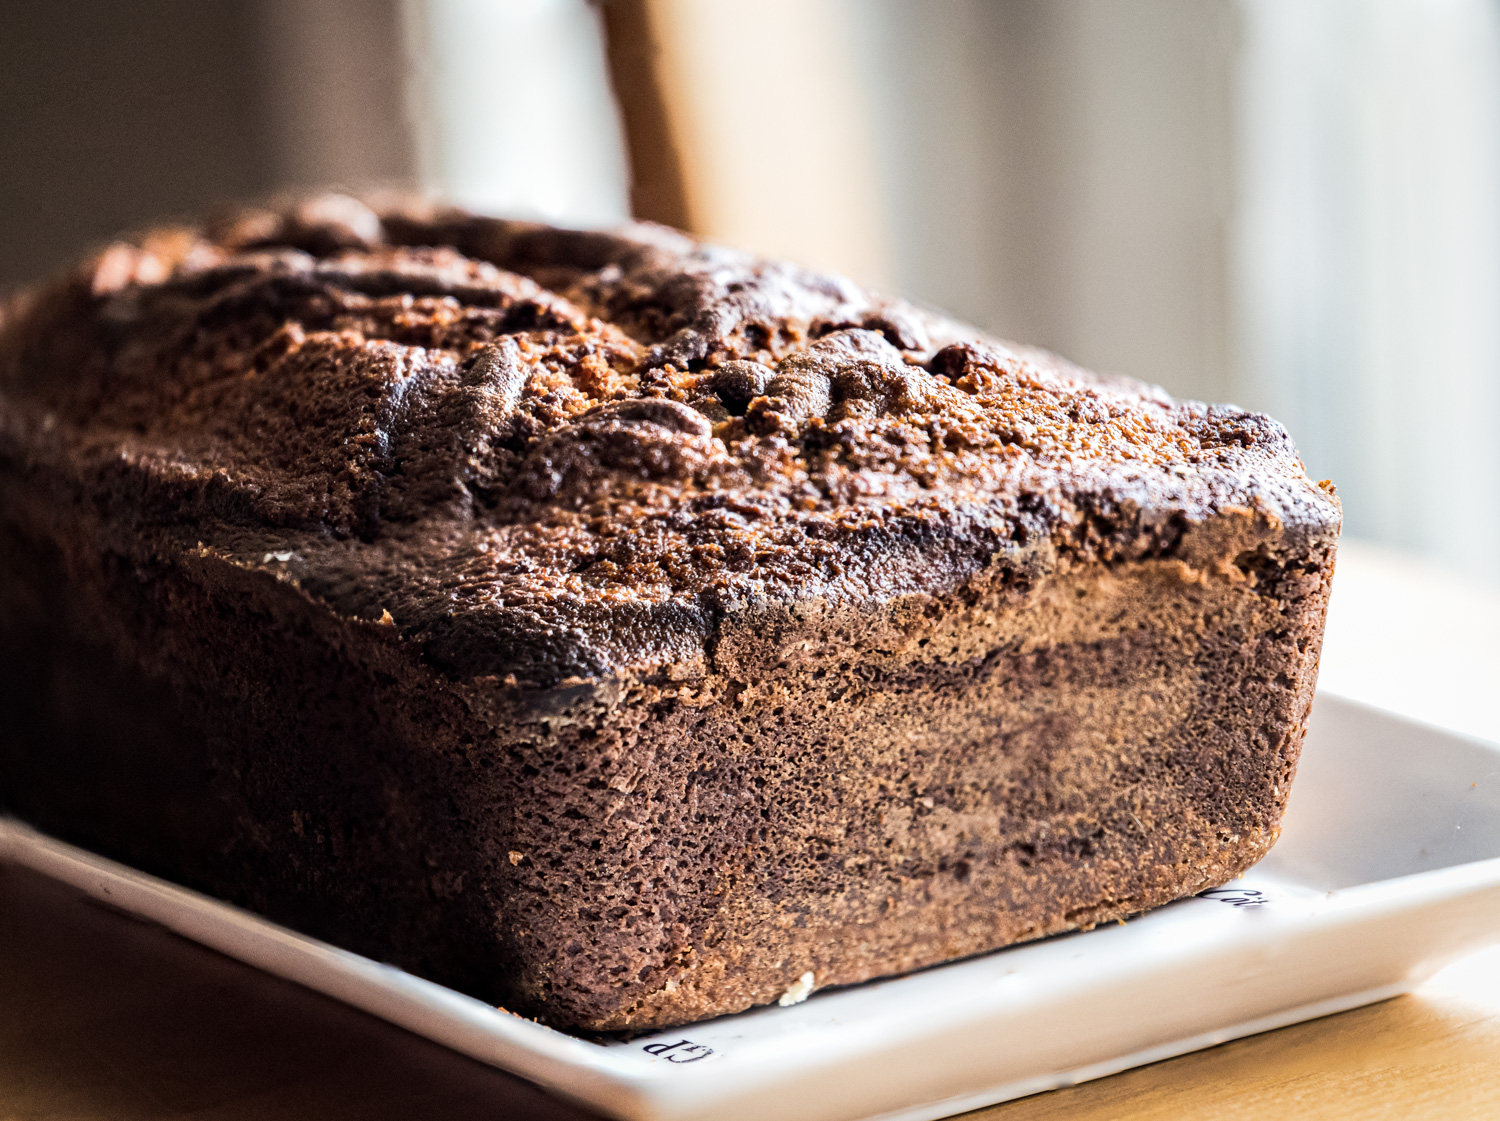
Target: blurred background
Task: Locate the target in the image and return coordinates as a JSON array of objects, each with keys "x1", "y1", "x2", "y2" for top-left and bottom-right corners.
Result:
[{"x1": 3, "y1": 0, "x2": 1498, "y2": 729}]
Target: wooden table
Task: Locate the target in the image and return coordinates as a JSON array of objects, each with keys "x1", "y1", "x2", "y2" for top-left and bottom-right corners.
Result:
[{"x1": 5, "y1": 541, "x2": 1500, "y2": 1120}]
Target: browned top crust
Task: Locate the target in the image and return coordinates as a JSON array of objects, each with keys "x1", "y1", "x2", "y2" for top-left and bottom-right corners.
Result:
[{"x1": 0, "y1": 195, "x2": 1339, "y2": 684}]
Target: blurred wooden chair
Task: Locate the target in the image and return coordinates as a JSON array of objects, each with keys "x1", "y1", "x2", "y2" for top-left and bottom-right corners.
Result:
[{"x1": 600, "y1": 0, "x2": 894, "y2": 288}]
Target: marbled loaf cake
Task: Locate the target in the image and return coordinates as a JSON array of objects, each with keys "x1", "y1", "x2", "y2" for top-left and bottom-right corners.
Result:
[{"x1": 0, "y1": 195, "x2": 1340, "y2": 1031}]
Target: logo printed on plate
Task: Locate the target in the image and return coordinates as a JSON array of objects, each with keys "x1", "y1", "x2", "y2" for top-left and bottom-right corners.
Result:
[
  {"x1": 1200, "y1": 887, "x2": 1271, "y2": 908},
  {"x1": 641, "y1": 1038, "x2": 716, "y2": 1064}
]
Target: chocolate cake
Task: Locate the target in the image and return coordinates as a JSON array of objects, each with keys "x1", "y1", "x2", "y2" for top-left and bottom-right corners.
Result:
[{"x1": 0, "y1": 195, "x2": 1340, "y2": 1032}]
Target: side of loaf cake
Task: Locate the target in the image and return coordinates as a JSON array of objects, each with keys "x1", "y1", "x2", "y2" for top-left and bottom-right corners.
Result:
[{"x1": 0, "y1": 196, "x2": 1339, "y2": 1032}]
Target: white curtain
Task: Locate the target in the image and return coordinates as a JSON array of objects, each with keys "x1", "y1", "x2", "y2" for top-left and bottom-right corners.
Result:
[
  {"x1": 403, "y1": 0, "x2": 630, "y2": 225},
  {"x1": 1235, "y1": 0, "x2": 1500, "y2": 579}
]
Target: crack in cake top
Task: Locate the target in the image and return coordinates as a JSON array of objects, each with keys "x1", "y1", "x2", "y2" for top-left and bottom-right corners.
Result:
[{"x1": 0, "y1": 195, "x2": 1338, "y2": 682}]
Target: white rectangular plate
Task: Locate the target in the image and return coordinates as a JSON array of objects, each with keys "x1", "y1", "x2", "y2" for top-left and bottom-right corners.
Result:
[{"x1": 4, "y1": 693, "x2": 1500, "y2": 1121}]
